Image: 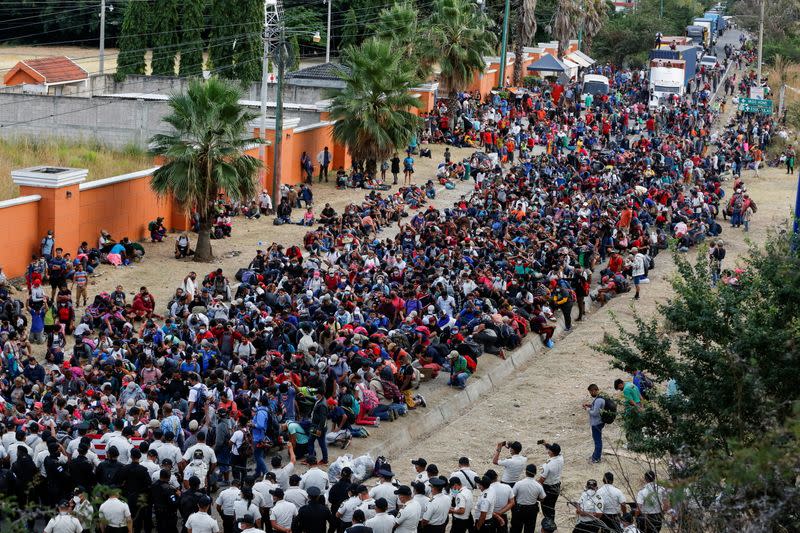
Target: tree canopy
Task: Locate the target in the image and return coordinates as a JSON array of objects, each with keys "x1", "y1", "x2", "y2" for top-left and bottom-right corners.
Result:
[{"x1": 596, "y1": 232, "x2": 800, "y2": 531}]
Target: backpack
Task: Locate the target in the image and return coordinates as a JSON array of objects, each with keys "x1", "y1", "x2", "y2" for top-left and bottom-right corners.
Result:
[
  {"x1": 148, "y1": 221, "x2": 158, "y2": 232},
  {"x1": 373, "y1": 456, "x2": 390, "y2": 478},
  {"x1": 360, "y1": 388, "x2": 380, "y2": 412},
  {"x1": 599, "y1": 395, "x2": 618, "y2": 424},
  {"x1": 380, "y1": 379, "x2": 403, "y2": 403},
  {"x1": 464, "y1": 355, "x2": 478, "y2": 373},
  {"x1": 237, "y1": 429, "x2": 253, "y2": 457},
  {"x1": 193, "y1": 386, "x2": 207, "y2": 414}
]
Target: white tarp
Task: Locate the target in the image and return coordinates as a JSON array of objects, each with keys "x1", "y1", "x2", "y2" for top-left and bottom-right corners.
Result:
[{"x1": 566, "y1": 50, "x2": 596, "y2": 68}]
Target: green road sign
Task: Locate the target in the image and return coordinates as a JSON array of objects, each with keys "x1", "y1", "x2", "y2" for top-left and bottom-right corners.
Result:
[{"x1": 738, "y1": 98, "x2": 773, "y2": 114}]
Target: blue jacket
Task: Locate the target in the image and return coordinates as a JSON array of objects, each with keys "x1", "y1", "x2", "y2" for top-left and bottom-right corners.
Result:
[{"x1": 253, "y1": 406, "x2": 270, "y2": 444}]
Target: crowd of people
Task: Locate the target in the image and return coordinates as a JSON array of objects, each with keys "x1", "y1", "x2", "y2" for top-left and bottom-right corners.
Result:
[{"x1": 0, "y1": 28, "x2": 775, "y2": 533}]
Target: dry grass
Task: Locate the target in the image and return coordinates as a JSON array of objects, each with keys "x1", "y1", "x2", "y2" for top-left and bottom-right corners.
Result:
[{"x1": 0, "y1": 137, "x2": 152, "y2": 200}]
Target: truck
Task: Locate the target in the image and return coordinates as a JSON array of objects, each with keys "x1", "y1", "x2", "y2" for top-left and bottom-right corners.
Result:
[
  {"x1": 686, "y1": 25, "x2": 708, "y2": 47},
  {"x1": 693, "y1": 18, "x2": 715, "y2": 47},
  {"x1": 704, "y1": 11, "x2": 726, "y2": 35},
  {"x1": 648, "y1": 45, "x2": 699, "y2": 108},
  {"x1": 581, "y1": 74, "x2": 610, "y2": 100},
  {"x1": 655, "y1": 36, "x2": 693, "y2": 48}
]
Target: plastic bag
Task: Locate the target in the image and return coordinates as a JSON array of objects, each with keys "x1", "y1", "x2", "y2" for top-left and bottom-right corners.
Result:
[
  {"x1": 327, "y1": 453, "x2": 354, "y2": 483},
  {"x1": 351, "y1": 454, "x2": 374, "y2": 483}
]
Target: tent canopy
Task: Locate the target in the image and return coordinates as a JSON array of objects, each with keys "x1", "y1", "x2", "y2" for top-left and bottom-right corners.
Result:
[
  {"x1": 527, "y1": 54, "x2": 568, "y2": 73},
  {"x1": 565, "y1": 50, "x2": 595, "y2": 68}
]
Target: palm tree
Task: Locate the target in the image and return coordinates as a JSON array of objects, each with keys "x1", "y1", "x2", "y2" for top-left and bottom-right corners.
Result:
[
  {"x1": 149, "y1": 78, "x2": 262, "y2": 261},
  {"x1": 513, "y1": 0, "x2": 539, "y2": 86},
  {"x1": 581, "y1": 0, "x2": 608, "y2": 54},
  {"x1": 328, "y1": 38, "x2": 422, "y2": 177},
  {"x1": 370, "y1": 1, "x2": 435, "y2": 81},
  {"x1": 430, "y1": 0, "x2": 496, "y2": 121},
  {"x1": 552, "y1": 0, "x2": 582, "y2": 58}
]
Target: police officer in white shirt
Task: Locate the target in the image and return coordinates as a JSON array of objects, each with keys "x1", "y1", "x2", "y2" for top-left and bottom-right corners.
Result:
[
  {"x1": 411, "y1": 457, "x2": 429, "y2": 484},
  {"x1": 216, "y1": 478, "x2": 242, "y2": 533},
  {"x1": 573, "y1": 479, "x2": 604, "y2": 533},
  {"x1": 487, "y1": 470, "x2": 514, "y2": 533},
  {"x1": 536, "y1": 442, "x2": 563, "y2": 522},
  {"x1": 299, "y1": 465, "x2": 329, "y2": 493},
  {"x1": 635, "y1": 471, "x2": 669, "y2": 533},
  {"x1": 369, "y1": 470, "x2": 399, "y2": 512},
  {"x1": 284, "y1": 475, "x2": 309, "y2": 509},
  {"x1": 473, "y1": 476, "x2": 496, "y2": 532},
  {"x1": 107, "y1": 427, "x2": 134, "y2": 465},
  {"x1": 337, "y1": 484, "x2": 362, "y2": 529},
  {"x1": 237, "y1": 514, "x2": 264, "y2": 533},
  {"x1": 492, "y1": 441, "x2": 527, "y2": 486},
  {"x1": 450, "y1": 457, "x2": 479, "y2": 494},
  {"x1": 271, "y1": 454, "x2": 296, "y2": 490},
  {"x1": 43, "y1": 500, "x2": 82, "y2": 533},
  {"x1": 411, "y1": 481, "x2": 429, "y2": 515},
  {"x1": 621, "y1": 512, "x2": 643, "y2": 533},
  {"x1": 269, "y1": 488, "x2": 298, "y2": 533},
  {"x1": 421, "y1": 477, "x2": 450, "y2": 532},
  {"x1": 181, "y1": 432, "x2": 217, "y2": 472},
  {"x1": 159, "y1": 431, "x2": 182, "y2": 473},
  {"x1": 597, "y1": 472, "x2": 627, "y2": 533},
  {"x1": 186, "y1": 495, "x2": 220, "y2": 533},
  {"x1": 365, "y1": 497, "x2": 395, "y2": 533},
  {"x1": 510, "y1": 464, "x2": 545, "y2": 533},
  {"x1": 393, "y1": 485, "x2": 422, "y2": 533},
  {"x1": 98, "y1": 488, "x2": 132, "y2": 533},
  {"x1": 448, "y1": 477, "x2": 474, "y2": 533},
  {"x1": 253, "y1": 472, "x2": 279, "y2": 517}
]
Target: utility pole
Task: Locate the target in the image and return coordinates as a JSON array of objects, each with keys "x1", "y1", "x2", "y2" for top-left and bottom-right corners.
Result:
[
  {"x1": 99, "y1": 0, "x2": 106, "y2": 75},
  {"x1": 756, "y1": 0, "x2": 764, "y2": 84},
  {"x1": 498, "y1": 0, "x2": 510, "y2": 87},
  {"x1": 273, "y1": 28, "x2": 286, "y2": 209},
  {"x1": 261, "y1": 0, "x2": 280, "y2": 204},
  {"x1": 325, "y1": 0, "x2": 332, "y2": 63},
  {"x1": 660, "y1": 0, "x2": 663, "y2": 18}
]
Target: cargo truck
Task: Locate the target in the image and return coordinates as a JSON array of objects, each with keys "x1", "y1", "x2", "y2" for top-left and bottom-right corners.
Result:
[
  {"x1": 648, "y1": 45, "x2": 699, "y2": 108},
  {"x1": 692, "y1": 18, "x2": 715, "y2": 47},
  {"x1": 686, "y1": 25, "x2": 708, "y2": 47},
  {"x1": 704, "y1": 12, "x2": 725, "y2": 35}
]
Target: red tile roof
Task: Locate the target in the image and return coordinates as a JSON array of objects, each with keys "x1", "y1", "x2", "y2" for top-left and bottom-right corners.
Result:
[{"x1": 13, "y1": 56, "x2": 87, "y2": 84}]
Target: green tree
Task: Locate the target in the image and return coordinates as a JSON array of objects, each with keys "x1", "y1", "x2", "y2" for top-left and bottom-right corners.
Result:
[
  {"x1": 229, "y1": 0, "x2": 263, "y2": 83},
  {"x1": 284, "y1": 6, "x2": 326, "y2": 53},
  {"x1": 370, "y1": 1, "x2": 434, "y2": 81},
  {"x1": 513, "y1": 0, "x2": 539, "y2": 86},
  {"x1": 430, "y1": 0, "x2": 496, "y2": 119},
  {"x1": 339, "y1": 8, "x2": 360, "y2": 51},
  {"x1": 328, "y1": 38, "x2": 422, "y2": 177},
  {"x1": 149, "y1": 78, "x2": 263, "y2": 261},
  {"x1": 581, "y1": 0, "x2": 608, "y2": 53},
  {"x1": 150, "y1": 0, "x2": 180, "y2": 75},
  {"x1": 551, "y1": 0, "x2": 582, "y2": 57},
  {"x1": 596, "y1": 231, "x2": 800, "y2": 531},
  {"x1": 115, "y1": 0, "x2": 151, "y2": 81},
  {"x1": 179, "y1": 0, "x2": 206, "y2": 77}
]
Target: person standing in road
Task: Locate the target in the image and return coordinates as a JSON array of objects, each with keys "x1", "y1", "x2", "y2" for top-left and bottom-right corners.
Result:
[
  {"x1": 186, "y1": 494, "x2": 219, "y2": 533},
  {"x1": 536, "y1": 442, "x2": 563, "y2": 522},
  {"x1": 390, "y1": 154, "x2": 401, "y2": 185},
  {"x1": 365, "y1": 498, "x2": 394, "y2": 533},
  {"x1": 492, "y1": 441, "x2": 527, "y2": 486},
  {"x1": 420, "y1": 477, "x2": 450, "y2": 533},
  {"x1": 510, "y1": 464, "x2": 545, "y2": 533},
  {"x1": 573, "y1": 479, "x2": 604, "y2": 533},
  {"x1": 393, "y1": 485, "x2": 421, "y2": 533},
  {"x1": 294, "y1": 486, "x2": 334, "y2": 532},
  {"x1": 403, "y1": 153, "x2": 415, "y2": 186},
  {"x1": 43, "y1": 499, "x2": 83, "y2": 533},
  {"x1": 583, "y1": 384, "x2": 606, "y2": 464},
  {"x1": 627, "y1": 247, "x2": 647, "y2": 300},
  {"x1": 596, "y1": 472, "x2": 627, "y2": 533},
  {"x1": 450, "y1": 457, "x2": 479, "y2": 492},
  {"x1": 98, "y1": 487, "x2": 133, "y2": 533}
]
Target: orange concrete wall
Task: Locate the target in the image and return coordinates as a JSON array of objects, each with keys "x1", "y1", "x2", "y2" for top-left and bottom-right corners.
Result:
[
  {"x1": 0, "y1": 198, "x2": 41, "y2": 277},
  {"x1": 18, "y1": 182, "x2": 82, "y2": 259},
  {"x1": 412, "y1": 91, "x2": 435, "y2": 113},
  {"x1": 79, "y1": 173, "x2": 175, "y2": 244},
  {"x1": 289, "y1": 125, "x2": 333, "y2": 184}
]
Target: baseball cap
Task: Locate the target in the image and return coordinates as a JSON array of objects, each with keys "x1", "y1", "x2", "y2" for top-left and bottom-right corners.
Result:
[
  {"x1": 545, "y1": 443, "x2": 561, "y2": 455},
  {"x1": 411, "y1": 457, "x2": 427, "y2": 467},
  {"x1": 306, "y1": 486, "x2": 321, "y2": 497},
  {"x1": 394, "y1": 485, "x2": 412, "y2": 496}
]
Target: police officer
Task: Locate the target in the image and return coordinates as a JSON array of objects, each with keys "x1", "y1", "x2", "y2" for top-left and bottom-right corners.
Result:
[
  {"x1": 510, "y1": 464, "x2": 545, "y2": 533},
  {"x1": 152, "y1": 468, "x2": 179, "y2": 533},
  {"x1": 43, "y1": 500, "x2": 82, "y2": 533},
  {"x1": 536, "y1": 442, "x2": 563, "y2": 522},
  {"x1": 421, "y1": 477, "x2": 450, "y2": 533},
  {"x1": 293, "y1": 486, "x2": 334, "y2": 532},
  {"x1": 119, "y1": 448, "x2": 152, "y2": 533},
  {"x1": 474, "y1": 476, "x2": 496, "y2": 533}
]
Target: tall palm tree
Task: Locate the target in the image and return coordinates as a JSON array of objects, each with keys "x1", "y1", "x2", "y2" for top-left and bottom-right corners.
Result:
[
  {"x1": 430, "y1": 0, "x2": 496, "y2": 121},
  {"x1": 369, "y1": 1, "x2": 435, "y2": 81},
  {"x1": 149, "y1": 78, "x2": 262, "y2": 261},
  {"x1": 581, "y1": 0, "x2": 608, "y2": 54},
  {"x1": 552, "y1": 0, "x2": 582, "y2": 58},
  {"x1": 328, "y1": 38, "x2": 422, "y2": 177},
  {"x1": 513, "y1": 0, "x2": 538, "y2": 86}
]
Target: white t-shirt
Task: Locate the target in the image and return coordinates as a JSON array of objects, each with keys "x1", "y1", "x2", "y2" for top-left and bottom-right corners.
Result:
[
  {"x1": 270, "y1": 500, "x2": 298, "y2": 529},
  {"x1": 597, "y1": 484, "x2": 626, "y2": 515},
  {"x1": 394, "y1": 499, "x2": 421, "y2": 533},
  {"x1": 273, "y1": 462, "x2": 295, "y2": 490},
  {"x1": 365, "y1": 513, "x2": 395, "y2": 533},
  {"x1": 44, "y1": 513, "x2": 82, "y2": 533},
  {"x1": 185, "y1": 511, "x2": 220, "y2": 533},
  {"x1": 452, "y1": 489, "x2": 473, "y2": 520},
  {"x1": 498, "y1": 454, "x2": 527, "y2": 483},
  {"x1": 512, "y1": 477, "x2": 545, "y2": 505},
  {"x1": 540, "y1": 455, "x2": 564, "y2": 485},
  {"x1": 369, "y1": 482, "x2": 398, "y2": 511}
]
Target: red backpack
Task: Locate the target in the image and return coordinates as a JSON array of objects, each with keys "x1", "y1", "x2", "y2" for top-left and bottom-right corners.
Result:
[{"x1": 464, "y1": 355, "x2": 477, "y2": 373}]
